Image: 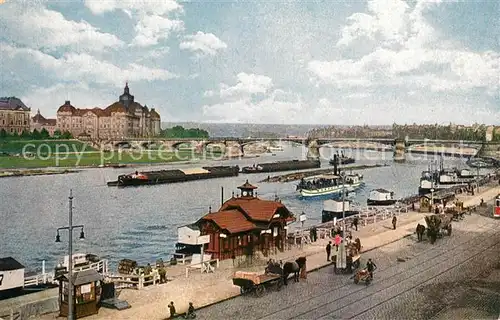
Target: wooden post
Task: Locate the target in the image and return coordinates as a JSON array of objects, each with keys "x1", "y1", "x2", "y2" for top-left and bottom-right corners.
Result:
[
  {"x1": 185, "y1": 268, "x2": 189, "y2": 278},
  {"x1": 139, "y1": 275, "x2": 144, "y2": 289}
]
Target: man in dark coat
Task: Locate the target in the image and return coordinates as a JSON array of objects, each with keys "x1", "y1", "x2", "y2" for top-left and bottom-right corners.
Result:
[
  {"x1": 392, "y1": 216, "x2": 397, "y2": 230},
  {"x1": 168, "y1": 301, "x2": 176, "y2": 319},
  {"x1": 352, "y1": 217, "x2": 359, "y2": 231},
  {"x1": 366, "y1": 259, "x2": 377, "y2": 279},
  {"x1": 326, "y1": 241, "x2": 332, "y2": 261}
]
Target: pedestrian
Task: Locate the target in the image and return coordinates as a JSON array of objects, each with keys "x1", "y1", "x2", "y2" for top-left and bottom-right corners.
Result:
[
  {"x1": 392, "y1": 216, "x2": 397, "y2": 230},
  {"x1": 326, "y1": 241, "x2": 332, "y2": 261},
  {"x1": 334, "y1": 233, "x2": 341, "y2": 251},
  {"x1": 366, "y1": 258, "x2": 377, "y2": 279},
  {"x1": 168, "y1": 301, "x2": 176, "y2": 319},
  {"x1": 352, "y1": 217, "x2": 359, "y2": 231}
]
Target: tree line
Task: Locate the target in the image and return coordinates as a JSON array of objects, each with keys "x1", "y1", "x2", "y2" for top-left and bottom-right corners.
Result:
[
  {"x1": 160, "y1": 126, "x2": 209, "y2": 139},
  {"x1": 0, "y1": 129, "x2": 73, "y2": 140}
]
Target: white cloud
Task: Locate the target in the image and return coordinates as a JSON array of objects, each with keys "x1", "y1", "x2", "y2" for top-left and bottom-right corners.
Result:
[
  {"x1": 21, "y1": 83, "x2": 116, "y2": 117},
  {"x1": 84, "y1": 0, "x2": 182, "y2": 16},
  {"x1": 308, "y1": 0, "x2": 500, "y2": 95},
  {"x1": 84, "y1": 0, "x2": 184, "y2": 48},
  {"x1": 131, "y1": 15, "x2": 184, "y2": 47},
  {"x1": 202, "y1": 90, "x2": 306, "y2": 124},
  {"x1": 208, "y1": 73, "x2": 273, "y2": 98},
  {"x1": 0, "y1": 7, "x2": 123, "y2": 52},
  {"x1": 180, "y1": 32, "x2": 227, "y2": 56},
  {"x1": 0, "y1": 44, "x2": 178, "y2": 85}
]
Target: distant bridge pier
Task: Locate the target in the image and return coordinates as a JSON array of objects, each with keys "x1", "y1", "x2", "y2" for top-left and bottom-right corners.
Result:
[
  {"x1": 306, "y1": 139, "x2": 320, "y2": 160},
  {"x1": 224, "y1": 141, "x2": 244, "y2": 158},
  {"x1": 393, "y1": 139, "x2": 406, "y2": 162}
]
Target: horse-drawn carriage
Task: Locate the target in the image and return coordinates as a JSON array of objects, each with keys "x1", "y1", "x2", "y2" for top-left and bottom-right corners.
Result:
[
  {"x1": 424, "y1": 213, "x2": 453, "y2": 244},
  {"x1": 232, "y1": 271, "x2": 284, "y2": 297}
]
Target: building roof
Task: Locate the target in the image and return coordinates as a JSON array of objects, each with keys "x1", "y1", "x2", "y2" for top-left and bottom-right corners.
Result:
[
  {"x1": 0, "y1": 257, "x2": 25, "y2": 271},
  {"x1": 372, "y1": 188, "x2": 391, "y2": 193},
  {"x1": 0, "y1": 97, "x2": 30, "y2": 111},
  {"x1": 221, "y1": 197, "x2": 291, "y2": 222},
  {"x1": 238, "y1": 180, "x2": 258, "y2": 190},
  {"x1": 32, "y1": 110, "x2": 57, "y2": 126},
  {"x1": 57, "y1": 101, "x2": 76, "y2": 113},
  {"x1": 201, "y1": 209, "x2": 257, "y2": 234},
  {"x1": 150, "y1": 108, "x2": 160, "y2": 120},
  {"x1": 58, "y1": 269, "x2": 103, "y2": 285}
]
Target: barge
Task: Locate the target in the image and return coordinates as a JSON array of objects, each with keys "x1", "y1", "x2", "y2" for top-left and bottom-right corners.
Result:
[
  {"x1": 107, "y1": 165, "x2": 240, "y2": 187},
  {"x1": 242, "y1": 159, "x2": 320, "y2": 174}
]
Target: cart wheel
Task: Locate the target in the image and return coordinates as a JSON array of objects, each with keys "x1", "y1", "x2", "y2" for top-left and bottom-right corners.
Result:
[
  {"x1": 255, "y1": 285, "x2": 265, "y2": 297},
  {"x1": 354, "y1": 278, "x2": 359, "y2": 284},
  {"x1": 334, "y1": 266, "x2": 341, "y2": 275},
  {"x1": 240, "y1": 287, "x2": 246, "y2": 295},
  {"x1": 276, "y1": 279, "x2": 283, "y2": 291},
  {"x1": 365, "y1": 279, "x2": 371, "y2": 286}
]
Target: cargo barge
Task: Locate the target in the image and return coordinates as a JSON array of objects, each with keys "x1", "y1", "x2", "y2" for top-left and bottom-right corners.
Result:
[
  {"x1": 107, "y1": 165, "x2": 240, "y2": 187},
  {"x1": 242, "y1": 159, "x2": 321, "y2": 174}
]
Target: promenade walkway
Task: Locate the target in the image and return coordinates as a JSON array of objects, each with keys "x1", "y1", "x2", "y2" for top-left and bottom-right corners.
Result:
[{"x1": 37, "y1": 185, "x2": 499, "y2": 320}]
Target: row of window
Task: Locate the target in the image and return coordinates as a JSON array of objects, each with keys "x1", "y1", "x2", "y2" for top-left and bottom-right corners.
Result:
[{"x1": 1, "y1": 120, "x2": 28, "y2": 125}]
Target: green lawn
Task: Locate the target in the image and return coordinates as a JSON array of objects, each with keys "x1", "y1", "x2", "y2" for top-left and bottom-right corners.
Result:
[
  {"x1": 0, "y1": 139, "x2": 97, "y2": 154},
  {"x1": 0, "y1": 150, "x2": 224, "y2": 169}
]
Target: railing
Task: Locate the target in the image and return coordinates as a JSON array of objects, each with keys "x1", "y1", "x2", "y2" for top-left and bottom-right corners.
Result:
[
  {"x1": 23, "y1": 259, "x2": 109, "y2": 287},
  {"x1": 172, "y1": 253, "x2": 192, "y2": 265},
  {"x1": 185, "y1": 258, "x2": 220, "y2": 278},
  {"x1": 106, "y1": 271, "x2": 161, "y2": 290}
]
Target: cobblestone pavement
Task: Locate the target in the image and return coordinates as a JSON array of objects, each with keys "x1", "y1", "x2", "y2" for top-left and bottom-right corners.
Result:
[{"x1": 196, "y1": 213, "x2": 500, "y2": 320}]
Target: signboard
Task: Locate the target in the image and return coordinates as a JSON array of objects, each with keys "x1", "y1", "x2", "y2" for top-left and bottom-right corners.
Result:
[
  {"x1": 197, "y1": 235, "x2": 210, "y2": 245},
  {"x1": 299, "y1": 214, "x2": 307, "y2": 222}
]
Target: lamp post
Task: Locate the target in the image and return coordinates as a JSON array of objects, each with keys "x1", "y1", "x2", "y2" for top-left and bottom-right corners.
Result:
[
  {"x1": 341, "y1": 172, "x2": 346, "y2": 238},
  {"x1": 55, "y1": 190, "x2": 85, "y2": 320}
]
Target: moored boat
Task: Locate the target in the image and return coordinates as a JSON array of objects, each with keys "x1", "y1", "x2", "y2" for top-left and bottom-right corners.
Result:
[
  {"x1": 107, "y1": 165, "x2": 240, "y2": 187},
  {"x1": 321, "y1": 199, "x2": 360, "y2": 223},
  {"x1": 367, "y1": 189, "x2": 397, "y2": 206},
  {"x1": 242, "y1": 159, "x2": 320, "y2": 174},
  {"x1": 296, "y1": 173, "x2": 364, "y2": 198},
  {"x1": 418, "y1": 160, "x2": 476, "y2": 195}
]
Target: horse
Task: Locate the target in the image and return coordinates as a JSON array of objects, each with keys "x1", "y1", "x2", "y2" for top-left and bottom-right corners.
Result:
[
  {"x1": 283, "y1": 260, "x2": 300, "y2": 285},
  {"x1": 416, "y1": 223, "x2": 425, "y2": 242}
]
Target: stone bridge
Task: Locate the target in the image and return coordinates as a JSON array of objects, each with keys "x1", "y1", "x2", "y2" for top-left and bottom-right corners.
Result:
[{"x1": 84, "y1": 137, "x2": 494, "y2": 161}]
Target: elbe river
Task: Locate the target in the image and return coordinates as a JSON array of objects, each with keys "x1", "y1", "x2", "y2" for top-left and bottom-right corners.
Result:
[{"x1": 0, "y1": 145, "x2": 479, "y2": 272}]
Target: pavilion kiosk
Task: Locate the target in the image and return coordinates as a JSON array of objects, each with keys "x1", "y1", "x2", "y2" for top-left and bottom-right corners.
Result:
[{"x1": 58, "y1": 269, "x2": 103, "y2": 318}]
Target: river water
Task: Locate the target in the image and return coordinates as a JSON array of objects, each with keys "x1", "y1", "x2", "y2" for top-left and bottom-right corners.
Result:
[{"x1": 0, "y1": 145, "x2": 480, "y2": 272}]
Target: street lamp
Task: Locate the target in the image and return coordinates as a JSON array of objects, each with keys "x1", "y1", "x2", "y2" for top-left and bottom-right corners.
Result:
[
  {"x1": 55, "y1": 189, "x2": 85, "y2": 320},
  {"x1": 340, "y1": 171, "x2": 346, "y2": 238}
]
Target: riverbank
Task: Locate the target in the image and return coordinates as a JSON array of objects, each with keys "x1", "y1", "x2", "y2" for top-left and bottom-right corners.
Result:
[
  {"x1": 35, "y1": 182, "x2": 500, "y2": 320},
  {"x1": 0, "y1": 169, "x2": 79, "y2": 178},
  {"x1": 260, "y1": 163, "x2": 387, "y2": 183}
]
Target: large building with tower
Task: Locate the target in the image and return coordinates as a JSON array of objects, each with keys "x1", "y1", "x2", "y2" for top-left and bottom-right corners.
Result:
[{"x1": 55, "y1": 83, "x2": 161, "y2": 139}]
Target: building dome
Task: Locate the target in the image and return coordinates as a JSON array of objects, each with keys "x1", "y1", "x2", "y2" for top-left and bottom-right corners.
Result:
[
  {"x1": 57, "y1": 101, "x2": 76, "y2": 113},
  {"x1": 105, "y1": 102, "x2": 127, "y2": 114}
]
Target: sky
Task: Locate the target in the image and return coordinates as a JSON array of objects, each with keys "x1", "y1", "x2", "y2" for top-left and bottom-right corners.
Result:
[{"x1": 0, "y1": 0, "x2": 499, "y2": 125}]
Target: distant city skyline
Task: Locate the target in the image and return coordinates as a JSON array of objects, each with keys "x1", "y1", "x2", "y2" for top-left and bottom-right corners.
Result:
[{"x1": 0, "y1": 0, "x2": 498, "y2": 125}]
